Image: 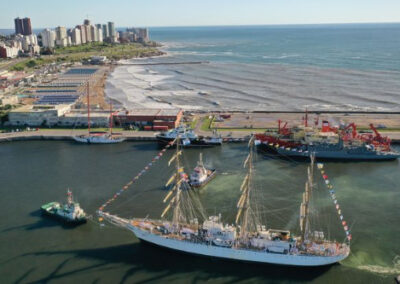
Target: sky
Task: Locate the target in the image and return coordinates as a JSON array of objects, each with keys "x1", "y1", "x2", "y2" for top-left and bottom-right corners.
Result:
[{"x1": 1, "y1": 0, "x2": 400, "y2": 29}]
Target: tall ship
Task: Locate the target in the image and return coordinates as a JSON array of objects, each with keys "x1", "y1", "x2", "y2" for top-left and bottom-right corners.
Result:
[
  {"x1": 99, "y1": 136, "x2": 350, "y2": 266},
  {"x1": 255, "y1": 117, "x2": 399, "y2": 160},
  {"x1": 156, "y1": 126, "x2": 222, "y2": 147},
  {"x1": 73, "y1": 83, "x2": 125, "y2": 144},
  {"x1": 41, "y1": 190, "x2": 87, "y2": 224}
]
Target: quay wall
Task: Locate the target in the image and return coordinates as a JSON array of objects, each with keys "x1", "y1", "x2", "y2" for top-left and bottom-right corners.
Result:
[{"x1": 0, "y1": 133, "x2": 398, "y2": 144}]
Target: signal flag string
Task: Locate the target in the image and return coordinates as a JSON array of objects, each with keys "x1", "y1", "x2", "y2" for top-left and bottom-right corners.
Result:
[
  {"x1": 317, "y1": 163, "x2": 352, "y2": 242},
  {"x1": 98, "y1": 140, "x2": 175, "y2": 220}
]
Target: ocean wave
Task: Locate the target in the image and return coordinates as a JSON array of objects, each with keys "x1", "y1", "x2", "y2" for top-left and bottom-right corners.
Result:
[
  {"x1": 105, "y1": 59, "x2": 400, "y2": 111},
  {"x1": 262, "y1": 54, "x2": 301, "y2": 59}
]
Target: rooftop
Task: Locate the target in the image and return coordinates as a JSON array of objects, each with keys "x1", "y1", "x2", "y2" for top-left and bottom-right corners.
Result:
[
  {"x1": 11, "y1": 104, "x2": 72, "y2": 113},
  {"x1": 116, "y1": 109, "x2": 182, "y2": 117}
]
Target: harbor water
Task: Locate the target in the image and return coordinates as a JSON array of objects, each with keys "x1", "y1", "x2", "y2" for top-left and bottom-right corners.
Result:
[{"x1": 0, "y1": 141, "x2": 399, "y2": 283}]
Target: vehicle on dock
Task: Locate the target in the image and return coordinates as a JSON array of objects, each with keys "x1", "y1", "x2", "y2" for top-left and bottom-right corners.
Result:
[
  {"x1": 41, "y1": 190, "x2": 87, "y2": 224},
  {"x1": 189, "y1": 153, "x2": 216, "y2": 188}
]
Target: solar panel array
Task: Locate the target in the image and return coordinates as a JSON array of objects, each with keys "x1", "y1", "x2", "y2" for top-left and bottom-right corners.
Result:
[
  {"x1": 37, "y1": 89, "x2": 78, "y2": 93},
  {"x1": 38, "y1": 83, "x2": 82, "y2": 87},
  {"x1": 35, "y1": 95, "x2": 79, "y2": 105},
  {"x1": 64, "y1": 68, "x2": 98, "y2": 75}
]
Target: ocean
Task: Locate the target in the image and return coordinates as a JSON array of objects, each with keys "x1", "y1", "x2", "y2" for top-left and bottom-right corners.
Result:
[
  {"x1": 0, "y1": 141, "x2": 399, "y2": 283},
  {"x1": 105, "y1": 24, "x2": 400, "y2": 111}
]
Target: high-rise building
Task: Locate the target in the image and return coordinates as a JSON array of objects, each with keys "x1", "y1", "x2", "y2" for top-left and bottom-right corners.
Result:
[
  {"x1": 55, "y1": 26, "x2": 67, "y2": 41},
  {"x1": 108, "y1": 22, "x2": 115, "y2": 37},
  {"x1": 97, "y1": 28, "x2": 103, "y2": 42},
  {"x1": 14, "y1": 17, "x2": 32, "y2": 35},
  {"x1": 102, "y1": 24, "x2": 109, "y2": 39},
  {"x1": 70, "y1": 28, "x2": 81, "y2": 45},
  {"x1": 91, "y1": 25, "x2": 98, "y2": 42},
  {"x1": 85, "y1": 25, "x2": 92, "y2": 42},
  {"x1": 14, "y1": 18, "x2": 24, "y2": 35},
  {"x1": 40, "y1": 29, "x2": 56, "y2": 48},
  {"x1": 55, "y1": 26, "x2": 68, "y2": 46},
  {"x1": 22, "y1": 18, "x2": 32, "y2": 35},
  {"x1": 84, "y1": 19, "x2": 91, "y2": 26},
  {"x1": 76, "y1": 25, "x2": 87, "y2": 44}
]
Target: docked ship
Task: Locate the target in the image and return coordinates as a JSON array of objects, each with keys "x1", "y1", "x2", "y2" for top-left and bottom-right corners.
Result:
[
  {"x1": 41, "y1": 190, "x2": 87, "y2": 224},
  {"x1": 99, "y1": 136, "x2": 350, "y2": 266},
  {"x1": 255, "y1": 119, "x2": 399, "y2": 160},
  {"x1": 156, "y1": 126, "x2": 222, "y2": 147},
  {"x1": 189, "y1": 153, "x2": 216, "y2": 188},
  {"x1": 73, "y1": 83, "x2": 125, "y2": 144}
]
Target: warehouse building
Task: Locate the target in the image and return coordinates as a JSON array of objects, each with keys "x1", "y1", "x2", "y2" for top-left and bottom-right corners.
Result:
[
  {"x1": 9, "y1": 104, "x2": 72, "y2": 126},
  {"x1": 114, "y1": 109, "x2": 182, "y2": 130}
]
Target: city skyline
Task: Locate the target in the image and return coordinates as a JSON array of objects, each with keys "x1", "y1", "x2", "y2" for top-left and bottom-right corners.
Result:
[{"x1": 1, "y1": 0, "x2": 400, "y2": 29}]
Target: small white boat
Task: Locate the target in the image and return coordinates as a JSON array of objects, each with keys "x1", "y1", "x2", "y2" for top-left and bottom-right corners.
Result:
[{"x1": 73, "y1": 133, "x2": 125, "y2": 144}]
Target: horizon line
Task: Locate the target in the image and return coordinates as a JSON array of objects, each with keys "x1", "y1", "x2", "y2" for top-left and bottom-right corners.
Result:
[{"x1": 1, "y1": 21, "x2": 400, "y2": 30}]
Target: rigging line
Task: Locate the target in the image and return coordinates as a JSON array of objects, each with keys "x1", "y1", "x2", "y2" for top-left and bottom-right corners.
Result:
[{"x1": 97, "y1": 141, "x2": 175, "y2": 214}]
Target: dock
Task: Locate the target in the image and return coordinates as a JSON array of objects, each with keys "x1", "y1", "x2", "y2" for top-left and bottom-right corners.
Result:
[{"x1": 0, "y1": 129, "x2": 399, "y2": 144}]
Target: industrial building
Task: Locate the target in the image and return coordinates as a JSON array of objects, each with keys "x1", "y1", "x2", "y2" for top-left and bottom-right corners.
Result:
[
  {"x1": 114, "y1": 109, "x2": 183, "y2": 130},
  {"x1": 9, "y1": 104, "x2": 72, "y2": 126}
]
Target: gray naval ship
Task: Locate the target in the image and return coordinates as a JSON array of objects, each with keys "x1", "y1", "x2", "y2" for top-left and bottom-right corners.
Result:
[
  {"x1": 255, "y1": 122, "x2": 400, "y2": 161},
  {"x1": 265, "y1": 140, "x2": 400, "y2": 160}
]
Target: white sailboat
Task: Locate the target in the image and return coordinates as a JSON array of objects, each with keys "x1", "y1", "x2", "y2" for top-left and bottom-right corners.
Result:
[
  {"x1": 99, "y1": 136, "x2": 350, "y2": 266},
  {"x1": 73, "y1": 83, "x2": 125, "y2": 144}
]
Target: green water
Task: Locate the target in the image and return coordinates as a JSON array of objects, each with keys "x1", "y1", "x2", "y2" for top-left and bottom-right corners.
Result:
[{"x1": 0, "y1": 141, "x2": 399, "y2": 283}]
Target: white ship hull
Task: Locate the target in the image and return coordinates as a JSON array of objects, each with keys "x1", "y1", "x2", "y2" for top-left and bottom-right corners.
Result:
[
  {"x1": 73, "y1": 135, "x2": 125, "y2": 144},
  {"x1": 126, "y1": 224, "x2": 348, "y2": 267}
]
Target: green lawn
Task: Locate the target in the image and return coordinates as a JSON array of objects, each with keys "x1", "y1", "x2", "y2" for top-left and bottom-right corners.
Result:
[
  {"x1": 200, "y1": 117, "x2": 214, "y2": 131},
  {"x1": 190, "y1": 118, "x2": 198, "y2": 129},
  {"x1": 9, "y1": 42, "x2": 163, "y2": 71}
]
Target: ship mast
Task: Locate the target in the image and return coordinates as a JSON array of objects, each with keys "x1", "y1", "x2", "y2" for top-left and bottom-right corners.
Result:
[
  {"x1": 198, "y1": 152, "x2": 203, "y2": 167},
  {"x1": 236, "y1": 136, "x2": 255, "y2": 239},
  {"x1": 86, "y1": 82, "x2": 91, "y2": 136},
  {"x1": 300, "y1": 153, "x2": 315, "y2": 242},
  {"x1": 161, "y1": 136, "x2": 184, "y2": 229},
  {"x1": 109, "y1": 102, "x2": 113, "y2": 136}
]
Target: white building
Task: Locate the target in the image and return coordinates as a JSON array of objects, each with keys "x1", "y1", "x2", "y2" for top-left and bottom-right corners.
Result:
[
  {"x1": 85, "y1": 25, "x2": 92, "y2": 42},
  {"x1": 55, "y1": 26, "x2": 67, "y2": 46},
  {"x1": 0, "y1": 43, "x2": 19, "y2": 58},
  {"x1": 40, "y1": 29, "x2": 56, "y2": 48},
  {"x1": 91, "y1": 25, "x2": 98, "y2": 42},
  {"x1": 97, "y1": 28, "x2": 103, "y2": 42},
  {"x1": 9, "y1": 104, "x2": 72, "y2": 126},
  {"x1": 70, "y1": 28, "x2": 82, "y2": 45}
]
